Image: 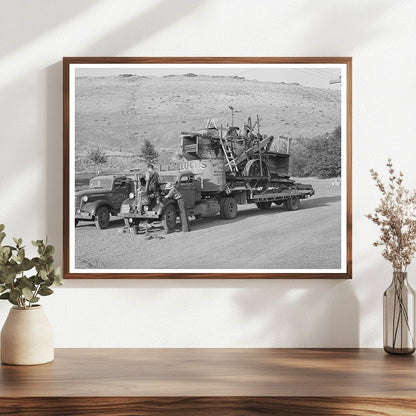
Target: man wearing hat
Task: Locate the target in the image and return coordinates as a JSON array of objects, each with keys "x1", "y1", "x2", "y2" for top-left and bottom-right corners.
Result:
[
  {"x1": 164, "y1": 182, "x2": 190, "y2": 233},
  {"x1": 145, "y1": 164, "x2": 160, "y2": 199}
]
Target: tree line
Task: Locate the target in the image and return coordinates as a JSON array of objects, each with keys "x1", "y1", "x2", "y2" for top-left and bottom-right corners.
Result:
[
  {"x1": 86, "y1": 139, "x2": 160, "y2": 167},
  {"x1": 289, "y1": 125, "x2": 341, "y2": 179},
  {"x1": 83, "y1": 127, "x2": 341, "y2": 180}
]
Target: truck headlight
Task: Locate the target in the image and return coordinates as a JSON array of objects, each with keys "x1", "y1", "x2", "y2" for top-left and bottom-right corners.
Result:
[
  {"x1": 82, "y1": 195, "x2": 88, "y2": 202},
  {"x1": 129, "y1": 192, "x2": 135, "y2": 199}
]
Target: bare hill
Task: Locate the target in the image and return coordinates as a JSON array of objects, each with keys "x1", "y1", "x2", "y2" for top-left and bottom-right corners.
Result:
[{"x1": 75, "y1": 74, "x2": 341, "y2": 167}]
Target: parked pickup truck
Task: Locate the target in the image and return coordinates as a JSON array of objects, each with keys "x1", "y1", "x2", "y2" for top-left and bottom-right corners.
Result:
[{"x1": 75, "y1": 174, "x2": 134, "y2": 229}]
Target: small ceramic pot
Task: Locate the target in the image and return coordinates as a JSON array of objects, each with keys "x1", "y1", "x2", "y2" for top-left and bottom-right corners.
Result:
[{"x1": 1, "y1": 305, "x2": 54, "y2": 365}]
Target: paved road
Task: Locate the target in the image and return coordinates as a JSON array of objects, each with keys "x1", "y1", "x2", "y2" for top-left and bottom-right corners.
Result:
[{"x1": 74, "y1": 179, "x2": 342, "y2": 271}]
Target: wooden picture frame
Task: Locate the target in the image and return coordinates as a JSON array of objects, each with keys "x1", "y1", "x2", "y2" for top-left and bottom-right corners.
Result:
[{"x1": 63, "y1": 57, "x2": 352, "y2": 279}]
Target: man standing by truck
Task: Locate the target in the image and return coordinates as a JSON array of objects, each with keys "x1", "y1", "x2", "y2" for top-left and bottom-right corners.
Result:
[
  {"x1": 163, "y1": 182, "x2": 189, "y2": 233},
  {"x1": 145, "y1": 164, "x2": 160, "y2": 195},
  {"x1": 145, "y1": 163, "x2": 161, "y2": 211}
]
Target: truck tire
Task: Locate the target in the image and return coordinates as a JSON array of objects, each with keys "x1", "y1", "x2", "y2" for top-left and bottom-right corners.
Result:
[
  {"x1": 220, "y1": 197, "x2": 238, "y2": 220},
  {"x1": 256, "y1": 201, "x2": 272, "y2": 210},
  {"x1": 95, "y1": 206, "x2": 110, "y2": 229},
  {"x1": 284, "y1": 195, "x2": 300, "y2": 211},
  {"x1": 162, "y1": 204, "x2": 177, "y2": 233}
]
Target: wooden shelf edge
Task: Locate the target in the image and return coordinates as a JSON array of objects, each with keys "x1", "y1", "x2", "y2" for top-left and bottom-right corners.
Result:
[{"x1": 1, "y1": 396, "x2": 415, "y2": 416}]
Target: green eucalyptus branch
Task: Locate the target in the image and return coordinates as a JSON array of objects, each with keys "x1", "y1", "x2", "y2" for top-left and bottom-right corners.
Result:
[{"x1": 0, "y1": 224, "x2": 62, "y2": 309}]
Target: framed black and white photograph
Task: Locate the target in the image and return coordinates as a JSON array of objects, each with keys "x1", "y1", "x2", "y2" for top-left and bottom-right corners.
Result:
[{"x1": 63, "y1": 57, "x2": 352, "y2": 279}]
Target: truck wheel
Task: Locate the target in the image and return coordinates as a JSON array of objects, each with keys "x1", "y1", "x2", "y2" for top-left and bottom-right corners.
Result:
[
  {"x1": 220, "y1": 197, "x2": 238, "y2": 220},
  {"x1": 95, "y1": 206, "x2": 110, "y2": 229},
  {"x1": 162, "y1": 204, "x2": 177, "y2": 233},
  {"x1": 284, "y1": 195, "x2": 300, "y2": 211},
  {"x1": 75, "y1": 219, "x2": 79, "y2": 227},
  {"x1": 256, "y1": 201, "x2": 272, "y2": 210}
]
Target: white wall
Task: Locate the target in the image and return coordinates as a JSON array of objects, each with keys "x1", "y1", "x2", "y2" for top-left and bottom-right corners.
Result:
[{"x1": 1, "y1": 0, "x2": 415, "y2": 347}]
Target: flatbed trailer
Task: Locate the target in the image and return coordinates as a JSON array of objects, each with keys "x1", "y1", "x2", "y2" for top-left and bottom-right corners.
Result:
[
  {"x1": 119, "y1": 169, "x2": 314, "y2": 233},
  {"x1": 224, "y1": 180, "x2": 314, "y2": 213},
  {"x1": 248, "y1": 187, "x2": 314, "y2": 204}
]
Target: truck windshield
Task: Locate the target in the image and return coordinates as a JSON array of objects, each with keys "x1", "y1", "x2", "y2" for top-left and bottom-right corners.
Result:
[
  {"x1": 159, "y1": 175, "x2": 177, "y2": 184},
  {"x1": 90, "y1": 178, "x2": 113, "y2": 189}
]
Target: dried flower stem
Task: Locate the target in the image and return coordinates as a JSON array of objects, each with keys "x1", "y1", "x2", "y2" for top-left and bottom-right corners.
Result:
[{"x1": 366, "y1": 159, "x2": 416, "y2": 272}]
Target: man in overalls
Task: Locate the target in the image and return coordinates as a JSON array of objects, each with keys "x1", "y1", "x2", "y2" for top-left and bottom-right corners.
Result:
[
  {"x1": 145, "y1": 164, "x2": 160, "y2": 192},
  {"x1": 164, "y1": 182, "x2": 190, "y2": 233},
  {"x1": 145, "y1": 164, "x2": 160, "y2": 209}
]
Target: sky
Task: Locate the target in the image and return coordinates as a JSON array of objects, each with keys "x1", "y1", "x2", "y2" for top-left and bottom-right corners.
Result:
[{"x1": 75, "y1": 65, "x2": 342, "y2": 90}]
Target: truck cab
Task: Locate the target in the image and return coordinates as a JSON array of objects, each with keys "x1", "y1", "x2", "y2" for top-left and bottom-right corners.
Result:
[
  {"x1": 119, "y1": 170, "x2": 207, "y2": 233},
  {"x1": 175, "y1": 171, "x2": 201, "y2": 209},
  {"x1": 75, "y1": 174, "x2": 134, "y2": 229}
]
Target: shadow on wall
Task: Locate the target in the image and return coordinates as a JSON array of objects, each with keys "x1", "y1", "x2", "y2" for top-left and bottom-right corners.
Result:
[
  {"x1": 0, "y1": 0, "x2": 101, "y2": 56},
  {"x1": 291, "y1": 0, "x2": 394, "y2": 52},
  {"x1": 233, "y1": 279, "x2": 359, "y2": 347},
  {"x1": 58, "y1": 278, "x2": 359, "y2": 348},
  {"x1": 80, "y1": 0, "x2": 206, "y2": 55},
  {"x1": 46, "y1": 62, "x2": 64, "y2": 264},
  {"x1": 354, "y1": 245, "x2": 394, "y2": 347}
]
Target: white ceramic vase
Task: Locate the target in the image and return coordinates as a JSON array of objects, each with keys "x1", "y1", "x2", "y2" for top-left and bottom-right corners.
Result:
[{"x1": 1, "y1": 305, "x2": 54, "y2": 365}]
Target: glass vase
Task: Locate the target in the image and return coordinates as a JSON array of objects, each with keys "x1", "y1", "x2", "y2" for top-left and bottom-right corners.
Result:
[{"x1": 383, "y1": 271, "x2": 415, "y2": 355}]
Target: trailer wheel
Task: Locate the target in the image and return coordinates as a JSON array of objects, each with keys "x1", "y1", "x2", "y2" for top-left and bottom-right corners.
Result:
[
  {"x1": 95, "y1": 206, "x2": 110, "y2": 229},
  {"x1": 242, "y1": 159, "x2": 270, "y2": 193},
  {"x1": 256, "y1": 201, "x2": 272, "y2": 210},
  {"x1": 220, "y1": 197, "x2": 238, "y2": 220},
  {"x1": 284, "y1": 195, "x2": 300, "y2": 211},
  {"x1": 162, "y1": 204, "x2": 177, "y2": 233}
]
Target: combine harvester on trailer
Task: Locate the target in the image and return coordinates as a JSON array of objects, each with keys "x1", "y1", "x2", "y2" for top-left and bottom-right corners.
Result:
[{"x1": 119, "y1": 112, "x2": 315, "y2": 233}]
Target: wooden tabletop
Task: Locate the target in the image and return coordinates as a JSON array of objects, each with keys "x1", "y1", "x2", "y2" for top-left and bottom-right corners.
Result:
[{"x1": 1, "y1": 348, "x2": 416, "y2": 415}]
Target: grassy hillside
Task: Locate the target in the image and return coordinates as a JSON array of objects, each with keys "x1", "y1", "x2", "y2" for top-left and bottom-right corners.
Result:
[{"x1": 75, "y1": 74, "x2": 341, "y2": 171}]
